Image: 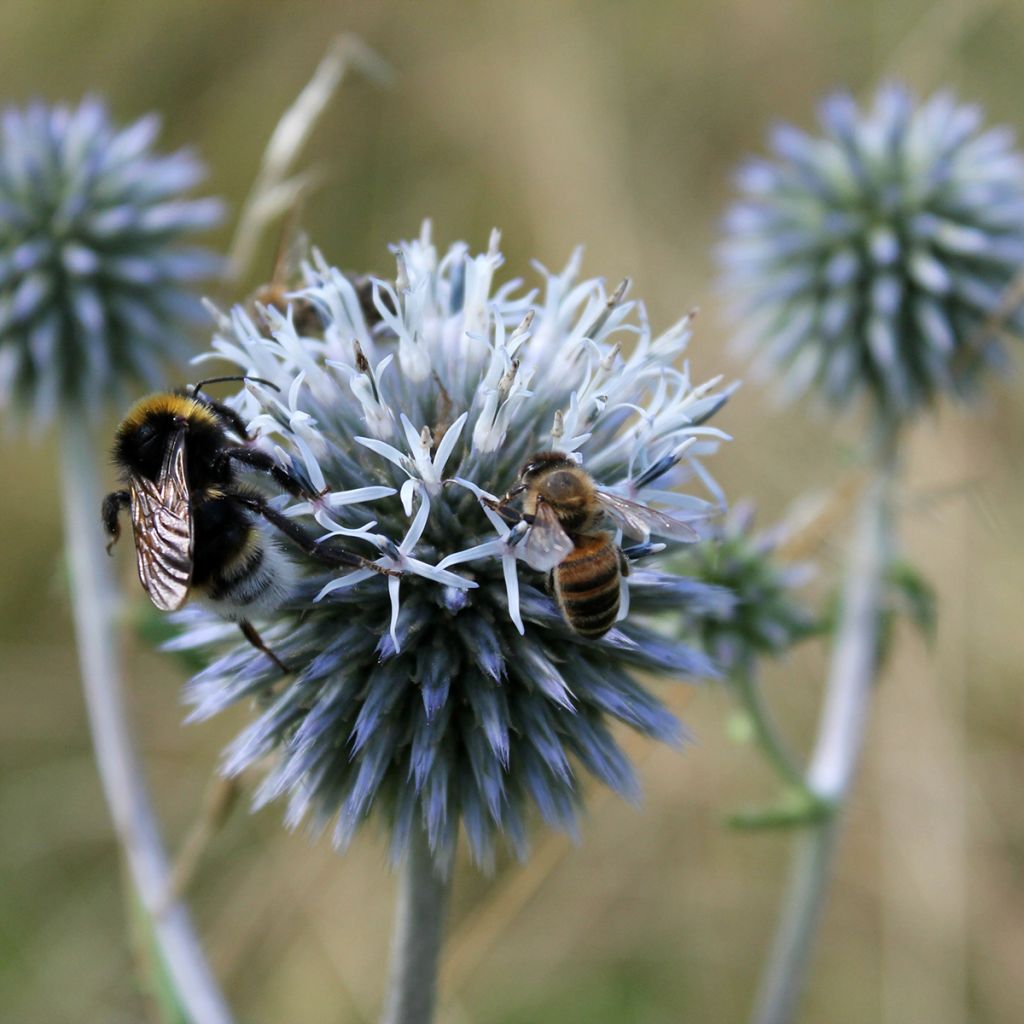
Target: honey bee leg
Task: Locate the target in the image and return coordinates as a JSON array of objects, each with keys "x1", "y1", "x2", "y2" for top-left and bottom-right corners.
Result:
[
  {"x1": 479, "y1": 492, "x2": 524, "y2": 528},
  {"x1": 239, "y1": 620, "x2": 290, "y2": 673},
  {"x1": 101, "y1": 490, "x2": 131, "y2": 554},
  {"x1": 223, "y1": 446, "x2": 317, "y2": 499},
  {"x1": 546, "y1": 569, "x2": 556, "y2": 595},
  {"x1": 618, "y1": 548, "x2": 631, "y2": 577}
]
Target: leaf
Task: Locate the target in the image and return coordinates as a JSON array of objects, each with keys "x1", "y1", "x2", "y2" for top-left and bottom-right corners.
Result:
[
  {"x1": 727, "y1": 789, "x2": 834, "y2": 831},
  {"x1": 885, "y1": 559, "x2": 938, "y2": 644}
]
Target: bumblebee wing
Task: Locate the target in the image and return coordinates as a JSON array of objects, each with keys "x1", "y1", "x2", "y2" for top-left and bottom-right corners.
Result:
[
  {"x1": 595, "y1": 490, "x2": 700, "y2": 543},
  {"x1": 129, "y1": 427, "x2": 193, "y2": 611},
  {"x1": 520, "y1": 499, "x2": 575, "y2": 572}
]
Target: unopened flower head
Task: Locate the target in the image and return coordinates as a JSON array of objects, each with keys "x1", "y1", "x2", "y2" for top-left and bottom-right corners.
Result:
[
  {"x1": 0, "y1": 98, "x2": 223, "y2": 423},
  {"x1": 672, "y1": 502, "x2": 818, "y2": 676},
  {"x1": 170, "y1": 224, "x2": 735, "y2": 871},
  {"x1": 720, "y1": 83, "x2": 1024, "y2": 420}
]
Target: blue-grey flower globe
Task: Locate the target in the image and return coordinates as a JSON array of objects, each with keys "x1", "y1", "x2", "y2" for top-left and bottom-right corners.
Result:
[
  {"x1": 0, "y1": 97, "x2": 223, "y2": 423},
  {"x1": 719, "y1": 83, "x2": 1024, "y2": 419},
  {"x1": 168, "y1": 225, "x2": 735, "y2": 872}
]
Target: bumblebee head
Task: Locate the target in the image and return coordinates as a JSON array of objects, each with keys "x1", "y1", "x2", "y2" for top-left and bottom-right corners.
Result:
[{"x1": 112, "y1": 394, "x2": 201, "y2": 479}]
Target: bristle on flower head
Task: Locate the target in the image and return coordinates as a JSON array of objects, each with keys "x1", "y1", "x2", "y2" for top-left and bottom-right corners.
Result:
[
  {"x1": 719, "y1": 83, "x2": 1024, "y2": 420},
  {"x1": 169, "y1": 223, "x2": 736, "y2": 872}
]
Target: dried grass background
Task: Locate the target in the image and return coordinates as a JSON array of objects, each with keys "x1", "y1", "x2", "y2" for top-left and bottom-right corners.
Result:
[{"x1": 2, "y1": 1, "x2": 1023, "y2": 1022}]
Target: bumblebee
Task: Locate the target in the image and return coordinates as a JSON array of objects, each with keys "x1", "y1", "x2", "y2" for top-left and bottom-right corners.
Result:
[
  {"x1": 102, "y1": 376, "x2": 382, "y2": 669},
  {"x1": 494, "y1": 451, "x2": 700, "y2": 638}
]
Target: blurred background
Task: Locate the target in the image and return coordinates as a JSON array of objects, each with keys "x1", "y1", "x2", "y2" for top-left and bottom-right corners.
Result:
[{"x1": 2, "y1": 1, "x2": 1023, "y2": 1021}]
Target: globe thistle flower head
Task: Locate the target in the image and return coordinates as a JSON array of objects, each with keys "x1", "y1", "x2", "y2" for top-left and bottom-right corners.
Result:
[
  {"x1": 673, "y1": 502, "x2": 818, "y2": 676},
  {"x1": 170, "y1": 223, "x2": 736, "y2": 872},
  {"x1": 0, "y1": 97, "x2": 223, "y2": 424},
  {"x1": 720, "y1": 83, "x2": 1024, "y2": 421}
]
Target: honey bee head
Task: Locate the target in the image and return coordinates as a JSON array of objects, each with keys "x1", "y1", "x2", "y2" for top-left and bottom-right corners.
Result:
[
  {"x1": 518, "y1": 451, "x2": 578, "y2": 482},
  {"x1": 517, "y1": 451, "x2": 596, "y2": 529}
]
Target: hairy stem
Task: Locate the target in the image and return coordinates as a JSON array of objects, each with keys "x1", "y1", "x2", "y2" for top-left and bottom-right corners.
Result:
[
  {"x1": 750, "y1": 434, "x2": 897, "y2": 1024},
  {"x1": 60, "y1": 419, "x2": 233, "y2": 1024},
  {"x1": 380, "y1": 827, "x2": 452, "y2": 1024}
]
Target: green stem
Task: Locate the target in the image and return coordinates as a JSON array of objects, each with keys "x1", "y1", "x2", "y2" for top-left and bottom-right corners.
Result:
[
  {"x1": 379, "y1": 826, "x2": 452, "y2": 1024},
  {"x1": 60, "y1": 418, "x2": 233, "y2": 1024},
  {"x1": 730, "y1": 659, "x2": 809, "y2": 795},
  {"x1": 749, "y1": 432, "x2": 897, "y2": 1024}
]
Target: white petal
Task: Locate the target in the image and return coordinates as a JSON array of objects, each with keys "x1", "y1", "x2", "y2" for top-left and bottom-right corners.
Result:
[
  {"x1": 388, "y1": 575, "x2": 401, "y2": 650},
  {"x1": 436, "y1": 538, "x2": 507, "y2": 570},
  {"x1": 399, "y1": 412, "x2": 425, "y2": 459},
  {"x1": 400, "y1": 478, "x2": 418, "y2": 517},
  {"x1": 431, "y1": 411, "x2": 468, "y2": 476},
  {"x1": 323, "y1": 486, "x2": 397, "y2": 507},
  {"x1": 401, "y1": 486, "x2": 431, "y2": 551},
  {"x1": 502, "y1": 551, "x2": 524, "y2": 635},
  {"x1": 313, "y1": 508, "x2": 378, "y2": 537},
  {"x1": 287, "y1": 370, "x2": 306, "y2": 412},
  {"x1": 314, "y1": 568, "x2": 375, "y2": 601},
  {"x1": 290, "y1": 434, "x2": 325, "y2": 491},
  {"x1": 354, "y1": 435, "x2": 409, "y2": 469},
  {"x1": 401, "y1": 557, "x2": 478, "y2": 589}
]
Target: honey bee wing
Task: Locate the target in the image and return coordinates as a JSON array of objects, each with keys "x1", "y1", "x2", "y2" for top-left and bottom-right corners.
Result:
[
  {"x1": 595, "y1": 490, "x2": 700, "y2": 543},
  {"x1": 520, "y1": 499, "x2": 575, "y2": 571},
  {"x1": 129, "y1": 428, "x2": 194, "y2": 611}
]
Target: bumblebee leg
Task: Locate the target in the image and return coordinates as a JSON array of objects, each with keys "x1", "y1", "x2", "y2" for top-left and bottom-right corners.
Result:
[
  {"x1": 203, "y1": 397, "x2": 252, "y2": 441},
  {"x1": 101, "y1": 490, "x2": 131, "y2": 554},
  {"x1": 239, "y1": 619, "x2": 290, "y2": 673},
  {"x1": 236, "y1": 493, "x2": 401, "y2": 577},
  {"x1": 222, "y1": 447, "x2": 317, "y2": 499}
]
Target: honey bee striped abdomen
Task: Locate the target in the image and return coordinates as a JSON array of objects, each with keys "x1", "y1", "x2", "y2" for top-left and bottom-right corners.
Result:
[{"x1": 552, "y1": 533, "x2": 628, "y2": 638}]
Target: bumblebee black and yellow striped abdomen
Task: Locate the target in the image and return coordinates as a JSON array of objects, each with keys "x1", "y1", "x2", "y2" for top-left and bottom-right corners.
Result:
[
  {"x1": 189, "y1": 489, "x2": 297, "y2": 618},
  {"x1": 552, "y1": 533, "x2": 626, "y2": 638}
]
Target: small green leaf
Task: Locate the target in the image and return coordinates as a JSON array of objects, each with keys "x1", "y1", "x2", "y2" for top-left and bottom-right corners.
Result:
[
  {"x1": 727, "y1": 790, "x2": 834, "y2": 831},
  {"x1": 886, "y1": 559, "x2": 938, "y2": 643}
]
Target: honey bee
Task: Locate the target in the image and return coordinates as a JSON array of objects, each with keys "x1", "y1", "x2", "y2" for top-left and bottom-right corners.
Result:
[
  {"x1": 495, "y1": 452, "x2": 700, "y2": 638},
  {"x1": 102, "y1": 376, "x2": 391, "y2": 670}
]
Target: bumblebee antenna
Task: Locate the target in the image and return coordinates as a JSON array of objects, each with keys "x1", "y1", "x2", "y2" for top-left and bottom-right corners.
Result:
[{"x1": 190, "y1": 375, "x2": 281, "y2": 394}]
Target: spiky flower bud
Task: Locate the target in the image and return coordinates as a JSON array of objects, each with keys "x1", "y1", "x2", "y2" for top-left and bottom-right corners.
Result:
[
  {"x1": 720, "y1": 83, "x2": 1024, "y2": 419},
  {"x1": 169, "y1": 224, "x2": 735, "y2": 871},
  {"x1": 0, "y1": 98, "x2": 223, "y2": 423},
  {"x1": 673, "y1": 503, "x2": 817, "y2": 675}
]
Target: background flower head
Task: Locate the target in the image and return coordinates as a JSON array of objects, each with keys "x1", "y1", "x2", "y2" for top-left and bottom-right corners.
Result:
[
  {"x1": 170, "y1": 224, "x2": 736, "y2": 871},
  {"x1": 719, "y1": 83, "x2": 1024, "y2": 420},
  {"x1": 0, "y1": 97, "x2": 223, "y2": 424},
  {"x1": 671, "y1": 502, "x2": 819, "y2": 676}
]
